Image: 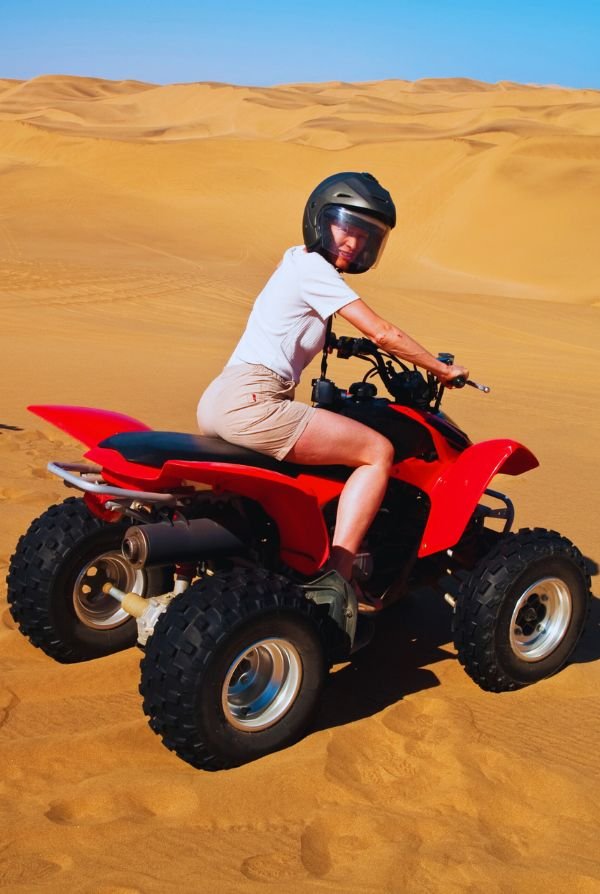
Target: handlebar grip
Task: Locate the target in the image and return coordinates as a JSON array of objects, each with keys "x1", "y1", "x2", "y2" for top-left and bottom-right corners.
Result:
[
  {"x1": 354, "y1": 337, "x2": 377, "y2": 355},
  {"x1": 335, "y1": 336, "x2": 377, "y2": 359}
]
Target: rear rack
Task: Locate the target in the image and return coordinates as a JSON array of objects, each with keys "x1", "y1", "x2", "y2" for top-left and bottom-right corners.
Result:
[{"x1": 47, "y1": 461, "x2": 178, "y2": 504}]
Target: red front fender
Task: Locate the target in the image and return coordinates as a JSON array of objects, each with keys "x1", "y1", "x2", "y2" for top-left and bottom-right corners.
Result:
[{"x1": 412, "y1": 439, "x2": 539, "y2": 557}]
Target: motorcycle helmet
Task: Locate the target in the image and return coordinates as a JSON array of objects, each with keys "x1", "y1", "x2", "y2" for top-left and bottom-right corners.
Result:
[{"x1": 303, "y1": 171, "x2": 396, "y2": 274}]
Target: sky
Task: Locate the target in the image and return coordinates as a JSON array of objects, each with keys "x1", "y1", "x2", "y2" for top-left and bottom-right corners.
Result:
[{"x1": 2, "y1": 0, "x2": 600, "y2": 90}]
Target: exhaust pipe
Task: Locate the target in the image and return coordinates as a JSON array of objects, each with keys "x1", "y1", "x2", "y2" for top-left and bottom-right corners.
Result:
[{"x1": 122, "y1": 518, "x2": 244, "y2": 569}]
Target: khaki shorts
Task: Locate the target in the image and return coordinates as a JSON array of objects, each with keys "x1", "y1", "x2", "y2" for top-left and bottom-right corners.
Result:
[{"x1": 197, "y1": 363, "x2": 316, "y2": 461}]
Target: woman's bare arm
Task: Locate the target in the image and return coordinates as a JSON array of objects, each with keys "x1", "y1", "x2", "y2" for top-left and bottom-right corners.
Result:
[{"x1": 338, "y1": 298, "x2": 468, "y2": 384}]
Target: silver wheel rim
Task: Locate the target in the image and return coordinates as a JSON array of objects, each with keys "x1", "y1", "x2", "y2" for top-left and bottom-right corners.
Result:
[
  {"x1": 222, "y1": 638, "x2": 303, "y2": 731},
  {"x1": 73, "y1": 551, "x2": 146, "y2": 629},
  {"x1": 509, "y1": 576, "x2": 572, "y2": 662}
]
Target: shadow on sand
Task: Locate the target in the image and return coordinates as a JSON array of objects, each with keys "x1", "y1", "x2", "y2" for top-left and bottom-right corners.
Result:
[
  {"x1": 315, "y1": 586, "x2": 452, "y2": 731},
  {"x1": 315, "y1": 579, "x2": 600, "y2": 731}
]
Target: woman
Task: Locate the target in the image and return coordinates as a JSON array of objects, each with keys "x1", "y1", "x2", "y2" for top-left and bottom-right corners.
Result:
[{"x1": 198, "y1": 171, "x2": 468, "y2": 606}]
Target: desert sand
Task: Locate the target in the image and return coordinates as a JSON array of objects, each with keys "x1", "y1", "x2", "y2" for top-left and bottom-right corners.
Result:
[{"x1": 0, "y1": 74, "x2": 599, "y2": 893}]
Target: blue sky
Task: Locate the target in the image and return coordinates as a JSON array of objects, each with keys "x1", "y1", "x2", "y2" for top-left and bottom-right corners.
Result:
[{"x1": 2, "y1": 0, "x2": 599, "y2": 89}]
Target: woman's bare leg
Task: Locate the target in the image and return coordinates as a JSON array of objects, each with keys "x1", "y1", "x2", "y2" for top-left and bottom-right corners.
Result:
[{"x1": 284, "y1": 408, "x2": 393, "y2": 581}]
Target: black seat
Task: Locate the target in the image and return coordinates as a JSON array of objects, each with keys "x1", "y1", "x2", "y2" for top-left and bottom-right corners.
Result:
[{"x1": 99, "y1": 431, "x2": 351, "y2": 481}]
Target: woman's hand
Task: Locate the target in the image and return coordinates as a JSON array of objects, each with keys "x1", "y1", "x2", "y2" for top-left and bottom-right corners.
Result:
[{"x1": 437, "y1": 364, "x2": 469, "y2": 386}]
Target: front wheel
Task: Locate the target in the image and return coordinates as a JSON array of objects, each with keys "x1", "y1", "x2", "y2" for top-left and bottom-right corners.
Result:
[
  {"x1": 452, "y1": 528, "x2": 591, "y2": 692},
  {"x1": 140, "y1": 568, "x2": 328, "y2": 770}
]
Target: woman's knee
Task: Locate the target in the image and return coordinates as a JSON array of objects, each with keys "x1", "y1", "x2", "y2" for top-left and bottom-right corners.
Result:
[{"x1": 367, "y1": 434, "x2": 394, "y2": 468}]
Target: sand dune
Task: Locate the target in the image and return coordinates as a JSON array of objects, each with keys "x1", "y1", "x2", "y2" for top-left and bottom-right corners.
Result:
[
  {"x1": 0, "y1": 75, "x2": 599, "y2": 892},
  {"x1": 2, "y1": 75, "x2": 599, "y2": 302},
  {"x1": 2, "y1": 75, "x2": 599, "y2": 146}
]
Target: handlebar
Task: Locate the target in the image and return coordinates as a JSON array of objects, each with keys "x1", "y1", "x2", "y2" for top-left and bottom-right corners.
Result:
[
  {"x1": 324, "y1": 331, "x2": 491, "y2": 411},
  {"x1": 330, "y1": 334, "x2": 489, "y2": 390}
]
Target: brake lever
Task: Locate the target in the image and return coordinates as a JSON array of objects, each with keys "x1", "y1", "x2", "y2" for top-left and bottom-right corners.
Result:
[
  {"x1": 466, "y1": 379, "x2": 491, "y2": 393},
  {"x1": 451, "y1": 376, "x2": 491, "y2": 393}
]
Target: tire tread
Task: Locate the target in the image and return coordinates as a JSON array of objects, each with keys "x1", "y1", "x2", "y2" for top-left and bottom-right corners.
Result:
[
  {"x1": 7, "y1": 497, "x2": 106, "y2": 662},
  {"x1": 140, "y1": 567, "x2": 329, "y2": 771},
  {"x1": 452, "y1": 527, "x2": 591, "y2": 692}
]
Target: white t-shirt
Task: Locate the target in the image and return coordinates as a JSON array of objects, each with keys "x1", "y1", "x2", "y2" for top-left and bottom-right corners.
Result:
[{"x1": 227, "y1": 246, "x2": 359, "y2": 383}]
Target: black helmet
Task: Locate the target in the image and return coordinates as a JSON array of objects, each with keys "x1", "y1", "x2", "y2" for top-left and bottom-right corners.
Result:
[{"x1": 303, "y1": 171, "x2": 396, "y2": 274}]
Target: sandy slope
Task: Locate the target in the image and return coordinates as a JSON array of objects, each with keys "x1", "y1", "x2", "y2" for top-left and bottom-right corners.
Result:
[{"x1": 0, "y1": 75, "x2": 599, "y2": 893}]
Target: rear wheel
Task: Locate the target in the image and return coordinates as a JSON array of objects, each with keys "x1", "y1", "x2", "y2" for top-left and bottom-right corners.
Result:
[
  {"x1": 140, "y1": 568, "x2": 328, "y2": 770},
  {"x1": 452, "y1": 528, "x2": 591, "y2": 691},
  {"x1": 7, "y1": 497, "x2": 172, "y2": 663}
]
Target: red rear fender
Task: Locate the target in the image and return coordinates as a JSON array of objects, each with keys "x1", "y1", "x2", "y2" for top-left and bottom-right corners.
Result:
[
  {"x1": 163, "y1": 461, "x2": 333, "y2": 575},
  {"x1": 79, "y1": 451, "x2": 335, "y2": 577},
  {"x1": 28, "y1": 405, "x2": 151, "y2": 448}
]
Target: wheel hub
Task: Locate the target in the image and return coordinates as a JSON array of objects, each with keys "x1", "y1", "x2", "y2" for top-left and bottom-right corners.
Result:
[
  {"x1": 222, "y1": 638, "x2": 303, "y2": 731},
  {"x1": 73, "y1": 551, "x2": 146, "y2": 629},
  {"x1": 509, "y1": 577, "x2": 572, "y2": 662}
]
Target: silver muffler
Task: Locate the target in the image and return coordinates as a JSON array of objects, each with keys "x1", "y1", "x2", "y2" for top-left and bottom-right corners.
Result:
[{"x1": 122, "y1": 518, "x2": 244, "y2": 568}]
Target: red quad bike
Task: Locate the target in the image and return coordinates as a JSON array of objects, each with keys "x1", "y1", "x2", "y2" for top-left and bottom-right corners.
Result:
[{"x1": 7, "y1": 334, "x2": 591, "y2": 770}]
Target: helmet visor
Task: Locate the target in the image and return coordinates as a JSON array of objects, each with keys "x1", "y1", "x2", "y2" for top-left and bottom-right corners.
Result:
[{"x1": 319, "y1": 206, "x2": 390, "y2": 274}]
